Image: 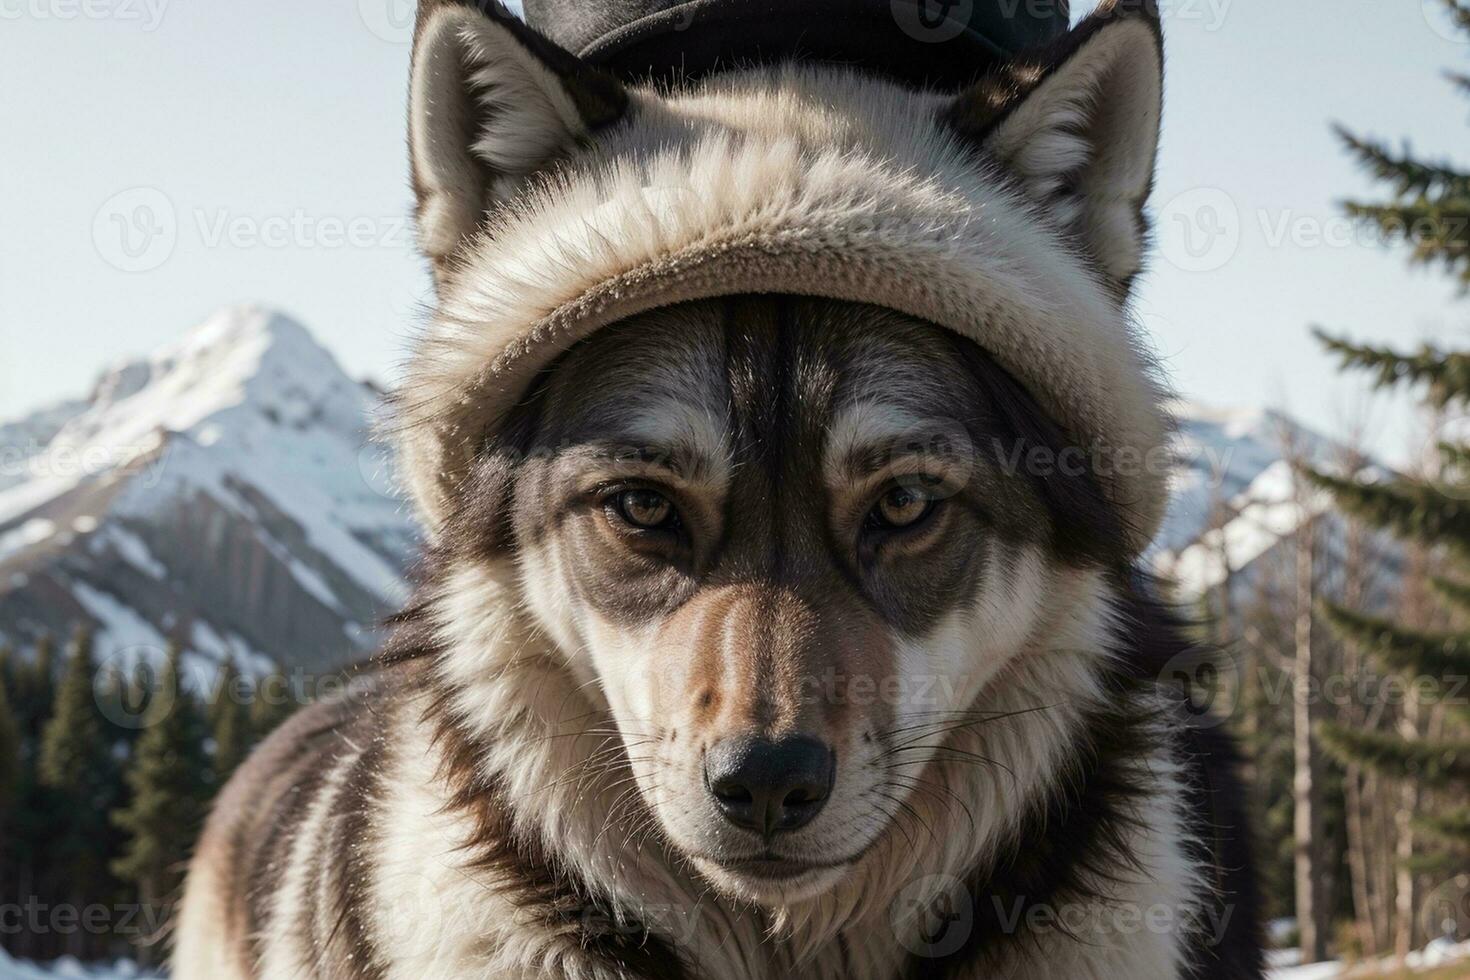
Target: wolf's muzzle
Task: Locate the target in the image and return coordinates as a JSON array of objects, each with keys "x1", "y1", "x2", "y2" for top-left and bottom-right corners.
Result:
[{"x1": 704, "y1": 735, "x2": 835, "y2": 835}]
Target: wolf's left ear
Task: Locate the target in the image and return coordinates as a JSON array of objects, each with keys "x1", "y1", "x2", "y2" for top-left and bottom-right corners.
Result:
[
  {"x1": 946, "y1": 0, "x2": 1163, "y2": 298},
  {"x1": 408, "y1": 1, "x2": 628, "y2": 285}
]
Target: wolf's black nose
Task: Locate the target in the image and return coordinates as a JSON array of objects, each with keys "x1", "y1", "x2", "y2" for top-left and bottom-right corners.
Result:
[{"x1": 705, "y1": 735, "x2": 834, "y2": 835}]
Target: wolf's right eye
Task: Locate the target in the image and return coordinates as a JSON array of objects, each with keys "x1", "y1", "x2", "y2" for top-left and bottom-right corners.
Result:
[
  {"x1": 865, "y1": 485, "x2": 937, "y2": 532},
  {"x1": 612, "y1": 489, "x2": 678, "y2": 529}
]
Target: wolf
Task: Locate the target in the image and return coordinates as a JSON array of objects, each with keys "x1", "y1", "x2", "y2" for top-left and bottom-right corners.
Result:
[{"x1": 174, "y1": 1, "x2": 1262, "y2": 977}]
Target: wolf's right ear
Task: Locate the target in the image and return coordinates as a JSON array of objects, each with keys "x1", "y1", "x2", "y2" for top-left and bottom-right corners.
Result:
[
  {"x1": 944, "y1": 0, "x2": 1163, "y2": 299},
  {"x1": 408, "y1": 1, "x2": 627, "y2": 285}
]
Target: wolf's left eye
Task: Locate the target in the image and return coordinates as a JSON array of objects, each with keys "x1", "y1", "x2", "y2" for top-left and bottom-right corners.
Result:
[
  {"x1": 866, "y1": 486, "x2": 936, "y2": 531},
  {"x1": 613, "y1": 489, "x2": 678, "y2": 529}
]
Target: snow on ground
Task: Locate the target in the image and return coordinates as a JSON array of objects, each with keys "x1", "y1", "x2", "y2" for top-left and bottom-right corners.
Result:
[
  {"x1": 1268, "y1": 938, "x2": 1470, "y2": 977},
  {"x1": 1272, "y1": 955, "x2": 1348, "y2": 980},
  {"x1": 0, "y1": 951, "x2": 158, "y2": 980},
  {"x1": 1414, "y1": 939, "x2": 1470, "y2": 971}
]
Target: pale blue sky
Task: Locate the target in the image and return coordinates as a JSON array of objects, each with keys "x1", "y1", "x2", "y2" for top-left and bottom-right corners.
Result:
[{"x1": 2, "y1": 0, "x2": 1466, "y2": 463}]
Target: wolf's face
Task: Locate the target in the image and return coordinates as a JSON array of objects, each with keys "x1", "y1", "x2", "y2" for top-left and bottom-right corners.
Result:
[
  {"x1": 403, "y1": 0, "x2": 1164, "y2": 914},
  {"x1": 447, "y1": 296, "x2": 1121, "y2": 902}
]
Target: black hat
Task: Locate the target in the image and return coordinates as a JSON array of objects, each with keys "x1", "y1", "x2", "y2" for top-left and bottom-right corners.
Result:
[{"x1": 520, "y1": 0, "x2": 1071, "y2": 89}]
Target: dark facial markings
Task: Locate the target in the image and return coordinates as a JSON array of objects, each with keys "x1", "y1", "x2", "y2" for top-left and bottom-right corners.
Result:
[{"x1": 489, "y1": 295, "x2": 1101, "y2": 640}]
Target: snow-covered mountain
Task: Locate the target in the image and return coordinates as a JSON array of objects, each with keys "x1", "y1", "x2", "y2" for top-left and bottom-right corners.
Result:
[
  {"x1": 1153, "y1": 402, "x2": 1391, "y2": 598},
  {"x1": 0, "y1": 306, "x2": 418, "y2": 675},
  {"x1": 1154, "y1": 403, "x2": 1334, "y2": 555}
]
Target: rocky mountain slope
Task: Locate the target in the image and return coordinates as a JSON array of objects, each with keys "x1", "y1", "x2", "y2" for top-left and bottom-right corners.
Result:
[{"x1": 0, "y1": 306, "x2": 416, "y2": 675}]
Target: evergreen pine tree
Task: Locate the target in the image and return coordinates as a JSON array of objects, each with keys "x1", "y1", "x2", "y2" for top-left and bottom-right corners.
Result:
[
  {"x1": 0, "y1": 671, "x2": 20, "y2": 831},
  {"x1": 0, "y1": 640, "x2": 17, "y2": 824},
  {"x1": 1295, "y1": 14, "x2": 1470, "y2": 961},
  {"x1": 37, "y1": 625, "x2": 121, "y2": 952},
  {"x1": 19, "y1": 631, "x2": 56, "y2": 739},
  {"x1": 1312, "y1": 4, "x2": 1470, "y2": 873},
  {"x1": 1312, "y1": 378, "x2": 1470, "y2": 852},
  {"x1": 209, "y1": 659, "x2": 251, "y2": 783},
  {"x1": 112, "y1": 643, "x2": 209, "y2": 924},
  {"x1": 5, "y1": 635, "x2": 52, "y2": 960},
  {"x1": 38, "y1": 627, "x2": 107, "y2": 790},
  {"x1": 0, "y1": 670, "x2": 19, "y2": 908},
  {"x1": 33, "y1": 630, "x2": 54, "y2": 687},
  {"x1": 1326, "y1": 0, "x2": 1470, "y2": 291}
]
